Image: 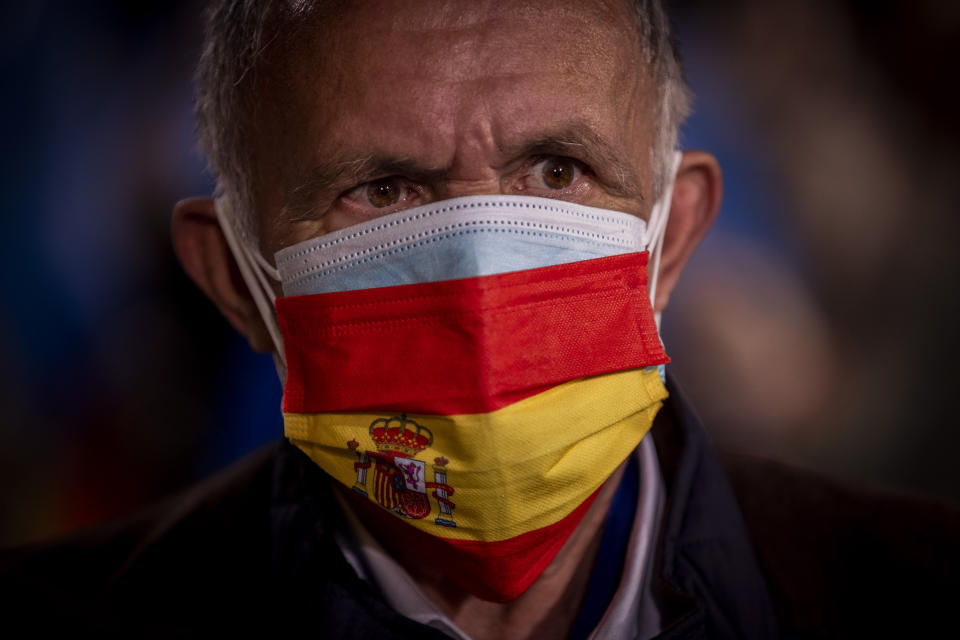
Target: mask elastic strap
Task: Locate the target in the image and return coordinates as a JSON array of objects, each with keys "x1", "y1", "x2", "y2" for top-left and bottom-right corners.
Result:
[
  {"x1": 214, "y1": 199, "x2": 287, "y2": 374},
  {"x1": 645, "y1": 151, "x2": 683, "y2": 325},
  {"x1": 250, "y1": 248, "x2": 281, "y2": 292}
]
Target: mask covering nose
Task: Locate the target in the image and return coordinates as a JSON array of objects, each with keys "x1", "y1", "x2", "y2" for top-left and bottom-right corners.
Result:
[{"x1": 216, "y1": 152, "x2": 682, "y2": 602}]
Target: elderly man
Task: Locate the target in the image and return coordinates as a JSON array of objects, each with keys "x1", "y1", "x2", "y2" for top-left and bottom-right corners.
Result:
[
  {"x1": 173, "y1": 0, "x2": 736, "y2": 635},
  {"x1": 3, "y1": 0, "x2": 957, "y2": 638}
]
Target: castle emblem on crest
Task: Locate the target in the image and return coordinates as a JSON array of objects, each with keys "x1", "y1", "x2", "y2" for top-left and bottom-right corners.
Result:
[{"x1": 348, "y1": 414, "x2": 456, "y2": 528}]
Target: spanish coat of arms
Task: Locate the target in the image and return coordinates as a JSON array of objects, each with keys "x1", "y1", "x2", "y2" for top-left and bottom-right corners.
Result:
[{"x1": 347, "y1": 414, "x2": 456, "y2": 528}]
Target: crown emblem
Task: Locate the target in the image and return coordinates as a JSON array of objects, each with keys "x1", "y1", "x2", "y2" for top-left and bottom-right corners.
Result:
[
  {"x1": 349, "y1": 414, "x2": 454, "y2": 527},
  {"x1": 369, "y1": 413, "x2": 433, "y2": 456}
]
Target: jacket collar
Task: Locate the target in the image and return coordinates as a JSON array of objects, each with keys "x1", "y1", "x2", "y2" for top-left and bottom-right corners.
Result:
[{"x1": 649, "y1": 376, "x2": 780, "y2": 639}]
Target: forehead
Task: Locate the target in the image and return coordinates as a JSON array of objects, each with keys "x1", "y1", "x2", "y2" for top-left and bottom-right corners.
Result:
[
  {"x1": 256, "y1": 0, "x2": 654, "y2": 233},
  {"x1": 320, "y1": 0, "x2": 638, "y2": 79},
  {"x1": 275, "y1": 1, "x2": 644, "y2": 129}
]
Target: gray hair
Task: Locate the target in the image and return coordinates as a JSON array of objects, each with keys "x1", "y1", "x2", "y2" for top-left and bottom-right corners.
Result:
[{"x1": 194, "y1": 0, "x2": 691, "y2": 243}]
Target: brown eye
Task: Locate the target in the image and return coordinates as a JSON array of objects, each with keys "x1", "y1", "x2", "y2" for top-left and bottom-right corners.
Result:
[
  {"x1": 541, "y1": 158, "x2": 576, "y2": 189},
  {"x1": 366, "y1": 179, "x2": 402, "y2": 207}
]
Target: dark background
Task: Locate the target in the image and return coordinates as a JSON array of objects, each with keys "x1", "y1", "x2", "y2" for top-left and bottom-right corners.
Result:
[{"x1": 1, "y1": 0, "x2": 958, "y2": 547}]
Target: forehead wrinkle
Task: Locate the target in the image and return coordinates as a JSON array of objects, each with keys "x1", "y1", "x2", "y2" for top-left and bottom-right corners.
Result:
[
  {"x1": 342, "y1": 2, "x2": 621, "y2": 86},
  {"x1": 375, "y1": 0, "x2": 495, "y2": 32}
]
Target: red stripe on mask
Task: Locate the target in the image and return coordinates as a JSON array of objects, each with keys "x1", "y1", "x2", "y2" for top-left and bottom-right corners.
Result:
[
  {"x1": 278, "y1": 252, "x2": 667, "y2": 415},
  {"x1": 342, "y1": 483, "x2": 602, "y2": 603}
]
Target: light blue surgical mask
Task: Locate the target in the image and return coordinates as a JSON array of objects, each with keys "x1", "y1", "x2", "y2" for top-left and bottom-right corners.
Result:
[
  {"x1": 275, "y1": 195, "x2": 648, "y2": 297},
  {"x1": 215, "y1": 152, "x2": 681, "y2": 377}
]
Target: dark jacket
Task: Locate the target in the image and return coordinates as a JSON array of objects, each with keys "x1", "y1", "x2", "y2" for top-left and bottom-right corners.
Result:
[{"x1": 2, "y1": 385, "x2": 957, "y2": 638}]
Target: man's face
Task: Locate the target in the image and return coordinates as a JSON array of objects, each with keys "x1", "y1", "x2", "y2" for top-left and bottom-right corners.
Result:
[{"x1": 255, "y1": 0, "x2": 657, "y2": 255}]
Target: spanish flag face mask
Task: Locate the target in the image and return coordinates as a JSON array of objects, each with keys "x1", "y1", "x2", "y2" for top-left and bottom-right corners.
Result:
[{"x1": 216, "y1": 153, "x2": 681, "y2": 602}]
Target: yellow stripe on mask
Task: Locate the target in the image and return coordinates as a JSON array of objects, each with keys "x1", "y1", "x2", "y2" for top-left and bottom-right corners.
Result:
[{"x1": 284, "y1": 366, "x2": 667, "y2": 542}]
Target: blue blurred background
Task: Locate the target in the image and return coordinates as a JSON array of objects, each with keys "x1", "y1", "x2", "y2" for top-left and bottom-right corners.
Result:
[{"x1": 1, "y1": 0, "x2": 958, "y2": 546}]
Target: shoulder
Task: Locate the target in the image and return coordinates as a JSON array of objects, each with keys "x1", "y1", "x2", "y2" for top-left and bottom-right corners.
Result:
[
  {"x1": 721, "y1": 452, "x2": 960, "y2": 638},
  {"x1": 0, "y1": 440, "x2": 284, "y2": 632},
  {"x1": 0, "y1": 440, "x2": 448, "y2": 638}
]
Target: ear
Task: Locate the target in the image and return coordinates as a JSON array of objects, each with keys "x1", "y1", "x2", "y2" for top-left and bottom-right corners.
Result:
[
  {"x1": 171, "y1": 197, "x2": 275, "y2": 353},
  {"x1": 654, "y1": 151, "x2": 722, "y2": 312}
]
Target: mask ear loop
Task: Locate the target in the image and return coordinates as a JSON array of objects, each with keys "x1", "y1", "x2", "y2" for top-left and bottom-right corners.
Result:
[
  {"x1": 644, "y1": 152, "x2": 682, "y2": 383},
  {"x1": 644, "y1": 151, "x2": 683, "y2": 327},
  {"x1": 214, "y1": 199, "x2": 287, "y2": 380}
]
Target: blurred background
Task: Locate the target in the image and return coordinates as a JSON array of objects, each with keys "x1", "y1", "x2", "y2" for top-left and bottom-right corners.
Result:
[{"x1": 1, "y1": 0, "x2": 958, "y2": 547}]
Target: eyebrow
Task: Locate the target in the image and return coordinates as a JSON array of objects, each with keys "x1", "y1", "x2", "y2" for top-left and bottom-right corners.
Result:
[{"x1": 278, "y1": 121, "x2": 645, "y2": 226}]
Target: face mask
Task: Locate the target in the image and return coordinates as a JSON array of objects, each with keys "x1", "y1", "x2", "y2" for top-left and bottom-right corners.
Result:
[
  {"x1": 216, "y1": 152, "x2": 681, "y2": 602},
  {"x1": 274, "y1": 194, "x2": 648, "y2": 296}
]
